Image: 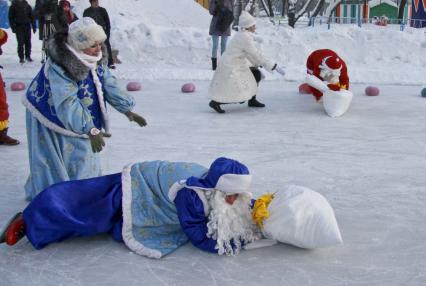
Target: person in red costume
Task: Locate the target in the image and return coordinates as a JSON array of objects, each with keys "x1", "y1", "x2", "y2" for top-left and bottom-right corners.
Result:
[
  {"x1": 299, "y1": 49, "x2": 349, "y2": 102},
  {"x1": 0, "y1": 28, "x2": 19, "y2": 145}
]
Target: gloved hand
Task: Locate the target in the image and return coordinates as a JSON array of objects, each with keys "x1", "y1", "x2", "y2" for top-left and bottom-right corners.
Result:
[
  {"x1": 88, "y1": 132, "x2": 105, "y2": 153},
  {"x1": 275, "y1": 65, "x2": 286, "y2": 76},
  {"x1": 327, "y1": 83, "x2": 340, "y2": 91},
  {"x1": 125, "y1": 110, "x2": 147, "y2": 127},
  {"x1": 33, "y1": 28, "x2": 37, "y2": 34}
]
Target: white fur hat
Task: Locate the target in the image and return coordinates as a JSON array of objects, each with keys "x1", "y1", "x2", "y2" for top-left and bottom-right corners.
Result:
[
  {"x1": 67, "y1": 17, "x2": 107, "y2": 50},
  {"x1": 238, "y1": 11, "x2": 256, "y2": 29}
]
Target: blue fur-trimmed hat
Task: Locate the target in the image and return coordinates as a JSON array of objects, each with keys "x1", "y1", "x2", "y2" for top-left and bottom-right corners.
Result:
[
  {"x1": 168, "y1": 157, "x2": 252, "y2": 204},
  {"x1": 185, "y1": 157, "x2": 252, "y2": 194}
]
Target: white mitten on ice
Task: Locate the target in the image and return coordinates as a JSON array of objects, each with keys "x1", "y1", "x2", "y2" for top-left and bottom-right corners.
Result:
[{"x1": 244, "y1": 238, "x2": 278, "y2": 250}]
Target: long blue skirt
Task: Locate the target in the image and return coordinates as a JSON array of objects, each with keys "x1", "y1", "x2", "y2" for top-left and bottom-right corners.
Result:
[{"x1": 23, "y1": 173, "x2": 123, "y2": 249}]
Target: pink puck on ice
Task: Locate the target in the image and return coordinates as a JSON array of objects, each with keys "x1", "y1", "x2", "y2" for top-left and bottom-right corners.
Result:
[
  {"x1": 365, "y1": 86, "x2": 380, "y2": 96},
  {"x1": 126, "y1": 82, "x2": 142, "y2": 92},
  {"x1": 181, "y1": 83, "x2": 196, "y2": 93},
  {"x1": 10, "y1": 81, "x2": 26, "y2": 91}
]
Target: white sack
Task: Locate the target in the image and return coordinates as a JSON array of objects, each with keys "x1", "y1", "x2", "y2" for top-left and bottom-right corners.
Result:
[
  {"x1": 323, "y1": 89, "x2": 353, "y2": 118},
  {"x1": 262, "y1": 185, "x2": 342, "y2": 249}
]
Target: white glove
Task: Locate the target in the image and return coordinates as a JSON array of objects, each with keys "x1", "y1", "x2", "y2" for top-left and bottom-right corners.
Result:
[
  {"x1": 253, "y1": 35, "x2": 264, "y2": 44},
  {"x1": 305, "y1": 74, "x2": 328, "y2": 92},
  {"x1": 275, "y1": 65, "x2": 286, "y2": 76}
]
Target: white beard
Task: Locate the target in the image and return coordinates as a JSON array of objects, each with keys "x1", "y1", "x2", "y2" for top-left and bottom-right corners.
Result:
[
  {"x1": 320, "y1": 69, "x2": 340, "y2": 84},
  {"x1": 206, "y1": 191, "x2": 260, "y2": 256}
]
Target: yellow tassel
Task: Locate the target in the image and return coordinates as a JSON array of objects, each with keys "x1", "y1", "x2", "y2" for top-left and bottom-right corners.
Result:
[
  {"x1": 252, "y1": 193, "x2": 275, "y2": 228},
  {"x1": 0, "y1": 29, "x2": 5, "y2": 41},
  {"x1": 0, "y1": 120, "x2": 8, "y2": 131},
  {"x1": 336, "y1": 83, "x2": 348, "y2": 90}
]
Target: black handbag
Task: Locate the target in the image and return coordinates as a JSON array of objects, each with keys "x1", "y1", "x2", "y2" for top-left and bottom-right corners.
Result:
[{"x1": 215, "y1": 1, "x2": 234, "y2": 33}]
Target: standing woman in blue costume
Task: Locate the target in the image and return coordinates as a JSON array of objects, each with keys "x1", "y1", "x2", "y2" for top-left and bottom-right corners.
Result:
[{"x1": 23, "y1": 17, "x2": 147, "y2": 201}]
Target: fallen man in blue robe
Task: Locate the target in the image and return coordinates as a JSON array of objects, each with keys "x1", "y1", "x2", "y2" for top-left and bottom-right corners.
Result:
[{"x1": 0, "y1": 157, "x2": 261, "y2": 258}]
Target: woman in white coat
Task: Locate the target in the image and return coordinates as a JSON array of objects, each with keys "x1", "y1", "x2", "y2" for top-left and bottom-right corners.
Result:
[{"x1": 208, "y1": 11, "x2": 285, "y2": 114}]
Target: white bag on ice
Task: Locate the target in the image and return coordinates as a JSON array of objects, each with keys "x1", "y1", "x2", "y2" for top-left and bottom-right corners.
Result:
[
  {"x1": 262, "y1": 185, "x2": 342, "y2": 249},
  {"x1": 323, "y1": 89, "x2": 353, "y2": 118}
]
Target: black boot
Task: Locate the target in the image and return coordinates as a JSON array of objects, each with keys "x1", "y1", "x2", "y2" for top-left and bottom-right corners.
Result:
[
  {"x1": 211, "y1": 58, "x2": 217, "y2": 71},
  {"x1": 248, "y1": 96, "x2": 265, "y2": 108},
  {"x1": 209, "y1": 100, "x2": 225, "y2": 113}
]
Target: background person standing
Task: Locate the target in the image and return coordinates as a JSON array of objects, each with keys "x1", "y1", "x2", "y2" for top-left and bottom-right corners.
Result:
[
  {"x1": 59, "y1": 0, "x2": 78, "y2": 25},
  {"x1": 208, "y1": 0, "x2": 233, "y2": 71},
  {"x1": 8, "y1": 0, "x2": 36, "y2": 63},
  {"x1": 83, "y1": 0, "x2": 115, "y2": 69},
  {"x1": 0, "y1": 28, "x2": 19, "y2": 145}
]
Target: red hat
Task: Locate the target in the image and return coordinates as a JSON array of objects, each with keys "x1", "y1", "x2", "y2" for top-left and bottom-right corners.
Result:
[{"x1": 322, "y1": 55, "x2": 342, "y2": 72}]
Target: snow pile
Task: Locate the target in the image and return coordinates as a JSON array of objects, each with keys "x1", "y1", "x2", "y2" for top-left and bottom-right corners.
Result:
[
  {"x1": 73, "y1": 0, "x2": 212, "y2": 80},
  {"x1": 1, "y1": 0, "x2": 424, "y2": 85},
  {"x1": 71, "y1": 0, "x2": 423, "y2": 85}
]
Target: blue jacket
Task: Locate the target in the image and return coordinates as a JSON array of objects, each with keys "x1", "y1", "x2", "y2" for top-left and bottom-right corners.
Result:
[{"x1": 174, "y1": 187, "x2": 217, "y2": 253}]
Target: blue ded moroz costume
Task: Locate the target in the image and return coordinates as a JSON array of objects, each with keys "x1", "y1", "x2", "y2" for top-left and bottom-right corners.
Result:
[{"x1": 21, "y1": 157, "x2": 257, "y2": 258}]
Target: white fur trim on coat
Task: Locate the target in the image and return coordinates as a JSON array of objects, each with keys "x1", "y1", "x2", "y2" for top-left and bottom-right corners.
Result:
[
  {"x1": 215, "y1": 174, "x2": 252, "y2": 195},
  {"x1": 22, "y1": 95, "x2": 88, "y2": 138},
  {"x1": 121, "y1": 163, "x2": 163, "y2": 259},
  {"x1": 168, "y1": 181, "x2": 210, "y2": 216}
]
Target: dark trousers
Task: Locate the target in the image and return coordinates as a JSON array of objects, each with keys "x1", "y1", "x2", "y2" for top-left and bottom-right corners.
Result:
[
  {"x1": 15, "y1": 24, "x2": 32, "y2": 60},
  {"x1": 250, "y1": 67, "x2": 262, "y2": 84},
  {"x1": 105, "y1": 35, "x2": 114, "y2": 66}
]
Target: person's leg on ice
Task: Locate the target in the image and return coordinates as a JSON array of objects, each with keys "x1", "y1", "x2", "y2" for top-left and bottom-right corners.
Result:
[
  {"x1": 298, "y1": 83, "x2": 314, "y2": 94},
  {"x1": 248, "y1": 67, "x2": 265, "y2": 108},
  {"x1": 0, "y1": 73, "x2": 19, "y2": 145},
  {"x1": 0, "y1": 173, "x2": 124, "y2": 249},
  {"x1": 209, "y1": 100, "x2": 225, "y2": 113},
  {"x1": 24, "y1": 25, "x2": 32, "y2": 62},
  {"x1": 220, "y1": 35, "x2": 228, "y2": 55},
  {"x1": 15, "y1": 25, "x2": 25, "y2": 63},
  {"x1": 211, "y1": 35, "x2": 219, "y2": 70}
]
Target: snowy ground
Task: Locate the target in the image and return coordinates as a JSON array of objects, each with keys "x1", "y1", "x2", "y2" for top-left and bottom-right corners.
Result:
[{"x1": 1, "y1": 78, "x2": 425, "y2": 286}]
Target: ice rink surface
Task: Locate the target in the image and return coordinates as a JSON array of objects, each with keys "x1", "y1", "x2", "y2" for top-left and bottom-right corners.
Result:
[{"x1": 1, "y1": 80, "x2": 425, "y2": 286}]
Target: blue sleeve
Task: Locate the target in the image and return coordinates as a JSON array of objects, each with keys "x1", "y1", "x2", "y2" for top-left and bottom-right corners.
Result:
[
  {"x1": 174, "y1": 188, "x2": 218, "y2": 254},
  {"x1": 102, "y1": 67, "x2": 136, "y2": 113},
  {"x1": 48, "y1": 66, "x2": 96, "y2": 135}
]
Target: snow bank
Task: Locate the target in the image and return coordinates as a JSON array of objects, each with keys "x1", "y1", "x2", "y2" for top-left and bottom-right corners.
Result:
[
  {"x1": 1, "y1": 0, "x2": 424, "y2": 85},
  {"x1": 72, "y1": 0, "x2": 423, "y2": 85}
]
